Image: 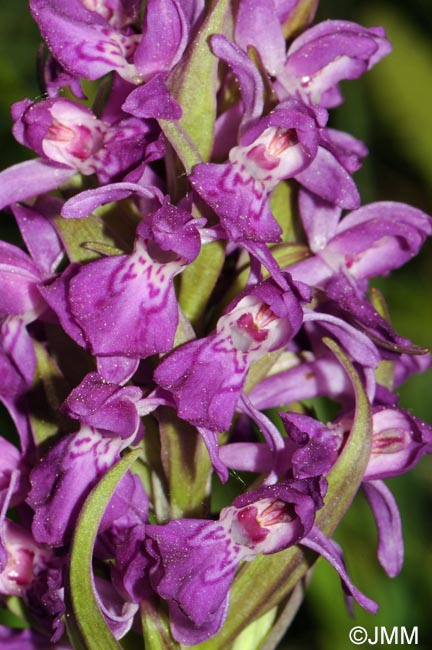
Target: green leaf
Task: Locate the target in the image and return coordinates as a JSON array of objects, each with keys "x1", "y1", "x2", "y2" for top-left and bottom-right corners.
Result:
[
  {"x1": 29, "y1": 340, "x2": 71, "y2": 446},
  {"x1": 68, "y1": 449, "x2": 141, "y2": 650},
  {"x1": 160, "y1": 0, "x2": 231, "y2": 169},
  {"x1": 178, "y1": 240, "x2": 226, "y2": 331},
  {"x1": 157, "y1": 408, "x2": 212, "y2": 518},
  {"x1": 53, "y1": 212, "x2": 121, "y2": 263},
  {"x1": 141, "y1": 600, "x2": 179, "y2": 650},
  {"x1": 282, "y1": 0, "x2": 318, "y2": 39},
  {"x1": 195, "y1": 339, "x2": 372, "y2": 650},
  {"x1": 230, "y1": 608, "x2": 277, "y2": 650},
  {"x1": 370, "y1": 287, "x2": 395, "y2": 390},
  {"x1": 259, "y1": 578, "x2": 310, "y2": 650},
  {"x1": 269, "y1": 181, "x2": 302, "y2": 244}
]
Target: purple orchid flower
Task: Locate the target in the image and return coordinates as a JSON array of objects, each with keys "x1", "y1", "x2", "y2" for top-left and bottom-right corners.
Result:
[
  {"x1": 27, "y1": 425, "x2": 127, "y2": 546},
  {"x1": 144, "y1": 479, "x2": 323, "y2": 644},
  {"x1": 221, "y1": 401, "x2": 432, "y2": 581},
  {"x1": 154, "y1": 275, "x2": 308, "y2": 433},
  {"x1": 190, "y1": 34, "x2": 363, "y2": 246},
  {"x1": 277, "y1": 20, "x2": 391, "y2": 108},
  {"x1": 62, "y1": 371, "x2": 143, "y2": 438},
  {"x1": 30, "y1": 0, "x2": 189, "y2": 83},
  {"x1": 278, "y1": 407, "x2": 432, "y2": 483},
  {"x1": 294, "y1": 200, "x2": 432, "y2": 280},
  {"x1": 40, "y1": 200, "x2": 202, "y2": 381},
  {"x1": 0, "y1": 95, "x2": 163, "y2": 212},
  {"x1": 281, "y1": 406, "x2": 432, "y2": 577},
  {"x1": 142, "y1": 476, "x2": 376, "y2": 644},
  {"x1": 235, "y1": 5, "x2": 391, "y2": 108},
  {"x1": 191, "y1": 98, "x2": 319, "y2": 243},
  {"x1": 283, "y1": 201, "x2": 432, "y2": 362}
]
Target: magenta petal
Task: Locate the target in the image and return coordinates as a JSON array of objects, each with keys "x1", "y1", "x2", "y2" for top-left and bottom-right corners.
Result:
[
  {"x1": 30, "y1": 0, "x2": 139, "y2": 81},
  {"x1": 235, "y1": 0, "x2": 286, "y2": 76},
  {"x1": 298, "y1": 189, "x2": 342, "y2": 252},
  {"x1": 67, "y1": 243, "x2": 179, "y2": 358},
  {"x1": 2, "y1": 318, "x2": 36, "y2": 388},
  {"x1": 363, "y1": 480, "x2": 404, "y2": 578},
  {"x1": 39, "y1": 264, "x2": 87, "y2": 349},
  {"x1": 304, "y1": 310, "x2": 380, "y2": 368},
  {"x1": 27, "y1": 427, "x2": 123, "y2": 546},
  {"x1": 134, "y1": 0, "x2": 189, "y2": 78},
  {"x1": 94, "y1": 576, "x2": 138, "y2": 639},
  {"x1": 0, "y1": 243, "x2": 43, "y2": 319},
  {"x1": 321, "y1": 128, "x2": 368, "y2": 173},
  {"x1": 210, "y1": 34, "x2": 264, "y2": 130},
  {"x1": 0, "y1": 324, "x2": 34, "y2": 453},
  {"x1": 11, "y1": 197, "x2": 64, "y2": 276},
  {"x1": 97, "y1": 355, "x2": 140, "y2": 385},
  {"x1": 170, "y1": 597, "x2": 230, "y2": 646},
  {"x1": 196, "y1": 426, "x2": 229, "y2": 482},
  {"x1": 248, "y1": 357, "x2": 351, "y2": 410},
  {"x1": 0, "y1": 159, "x2": 75, "y2": 211},
  {"x1": 302, "y1": 526, "x2": 378, "y2": 613},
  {"x1": 62, "y1": 372, "x2": 142, "y2": 438},
  {"x1": 122, "y1": 73, "x2": 182, "y2": 120},
  {"x1": 219, "y1": 442, "x2": 273, "y2": 473},
  {"x1": 61, "y1": 182, "x2": 162, "y2": 218},
  {"x1": 295, "y1": 146, "x2": 360, "y2": 209}
]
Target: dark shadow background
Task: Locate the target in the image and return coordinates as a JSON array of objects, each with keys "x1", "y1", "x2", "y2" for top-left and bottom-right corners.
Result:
[{"x1": 0, "y1": 1, "x2": 431, "y2": 648}]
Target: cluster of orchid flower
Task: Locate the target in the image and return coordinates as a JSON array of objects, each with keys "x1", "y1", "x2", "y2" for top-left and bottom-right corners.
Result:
[{"x1": 0, "y1": 0, "x2": 431, "y2": 648}]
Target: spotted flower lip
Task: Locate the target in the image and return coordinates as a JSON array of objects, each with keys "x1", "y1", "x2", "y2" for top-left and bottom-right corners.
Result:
[
  {"x1": 26, "y1": 425, "x2": 137, "y2": 547},
  {"x1": 144, "y1": 478, "x2": 324, "y2": 644},
  {"x1": 39, "y1": 200, "x2": 202, "y2": 367},
  {"x1": 30, "y1": 0, "x2": 190, "y2": 83}
]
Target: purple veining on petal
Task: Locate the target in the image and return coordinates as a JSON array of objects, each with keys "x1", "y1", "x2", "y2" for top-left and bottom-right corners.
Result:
[{"x1": 27, "y1": 426, "x2": 124, "y2": 546}]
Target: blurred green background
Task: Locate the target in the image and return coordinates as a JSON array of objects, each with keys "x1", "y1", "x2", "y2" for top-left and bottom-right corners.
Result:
[{"x1": 0, "y1": 1, "x2": 431, "y2": 648}]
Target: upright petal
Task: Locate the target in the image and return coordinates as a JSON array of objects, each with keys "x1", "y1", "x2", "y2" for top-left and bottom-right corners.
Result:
[
  {"x1": 363, "y1": 480, "x2": 404, "y2": 578},
  {"x1": 133, "y1": 0, "x2": 189, "y2": 79},
  {"x1": 279, "y1": 20, "x2": 391, "y2": 107}
]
